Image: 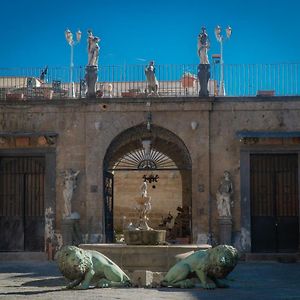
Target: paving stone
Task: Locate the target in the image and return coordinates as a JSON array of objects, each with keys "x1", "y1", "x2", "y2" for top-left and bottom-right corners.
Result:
[{"x1": 0, "y1": 261, "x2": 300, "y2": 299}]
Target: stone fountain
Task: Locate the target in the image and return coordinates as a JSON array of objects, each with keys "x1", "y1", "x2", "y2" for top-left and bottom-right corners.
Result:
[
  {"x1": 79, "y1": 144, "x2": 209, "y2": 276},
  {"x1": 123, "y1": 182, "x2": 166, "y2": 245},
  {"x1": 80, "y1": 179, "x2": 209, "y2": 274}
]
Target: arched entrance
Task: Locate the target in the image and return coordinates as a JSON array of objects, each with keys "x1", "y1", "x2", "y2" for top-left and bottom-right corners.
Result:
[{"x1": 103, "y1": 124, "x2": 192, "y2": 243}]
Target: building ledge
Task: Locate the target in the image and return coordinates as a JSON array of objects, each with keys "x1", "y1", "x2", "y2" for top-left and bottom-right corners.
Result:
[
  {"x1": 1, "y1": 95, "x2": 300, "y2": 106},
  {"x1": 0, "y1": 131, "x2": 58, "y2": 138},
  {"x1": 236, "y1": 131, "x2": 300, "y2": 139}
]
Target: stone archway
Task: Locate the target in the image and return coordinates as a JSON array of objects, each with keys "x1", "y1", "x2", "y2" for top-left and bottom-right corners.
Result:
[{"x1": 103, "y1": 124, "x2": 192, "y2": 243}]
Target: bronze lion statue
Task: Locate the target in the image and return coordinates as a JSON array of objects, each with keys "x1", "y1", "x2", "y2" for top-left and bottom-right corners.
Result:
[
  {"x1": 161, "y1": 245, "x2": 238, "y2": 289},
  {"x1": 56, "y1": 246, "x2": 131, "y2": 289}
]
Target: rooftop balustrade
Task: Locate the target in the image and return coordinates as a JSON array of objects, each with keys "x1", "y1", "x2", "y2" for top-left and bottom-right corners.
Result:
[{"x1": 0, "y1": 63, "x2": 299, "y2": 100}]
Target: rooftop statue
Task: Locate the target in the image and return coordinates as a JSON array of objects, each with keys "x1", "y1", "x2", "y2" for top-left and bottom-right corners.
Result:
[
  {"x1": 197, "y1": 26, "x2": 211, "y2": 97},
  {"x1": 216, "y1": 171, "x2": 234, "y2": 217},
  {"x1": 161, "y1": 245, "x2": 238, "y2": 289},
  {"x1": 56, "y1": 246, "x2": 131, "y2": 289},
  {"x1": 85, "y1": 30, "x2": 100, "y2": 98},
  {"x1": 145, "y1": 61, "x2": 159, "y2": 96},
  {"x1": 87, "y1": 30, "x2": 100, "y2": 67},
  {"x1": 197, "y1": 27, "x2": 210, "y2": 64}
]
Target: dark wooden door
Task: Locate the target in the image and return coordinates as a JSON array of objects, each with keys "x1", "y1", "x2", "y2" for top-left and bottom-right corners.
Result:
[
  {"x1": 250, "y1": 154, "x2": 299, "y2": 252},
  {"x1": 0, "y1": 157, "x2": 45, "y2": 251},
  {"x1": 103, "y1": 171, "x2": 114, "y2": 243}
]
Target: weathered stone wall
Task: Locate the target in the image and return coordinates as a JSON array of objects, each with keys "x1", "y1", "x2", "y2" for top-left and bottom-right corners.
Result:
[
  {"x1": 0, "y1": 97, "x2": 300, "y2": 247},
  {"x1": 209, "y1": 100, "x2": 300, "y2": 248}
]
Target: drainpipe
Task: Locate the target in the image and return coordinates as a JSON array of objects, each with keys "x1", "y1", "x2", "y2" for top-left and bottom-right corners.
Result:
[{"x1": 208, "y1": 101, "x2": 213, "y2": 245}]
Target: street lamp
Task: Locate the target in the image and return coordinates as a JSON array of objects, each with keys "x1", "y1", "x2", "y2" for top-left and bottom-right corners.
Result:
[
  {"x1": 65, "y1": 29, "x2": 81, "y2": 98},
  {"x1": 214, "y1": 25, "x2": 232, "y2": 96}
]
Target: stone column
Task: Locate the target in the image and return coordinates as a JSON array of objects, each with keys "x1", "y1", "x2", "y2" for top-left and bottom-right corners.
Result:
[
  {"x1": 61, "y1": 219, "x2": 75, "y2": 246},
  {"x1": 197, "y1": 64, "x2": 210, "y2": 97},
  {"x1": 85, "y1": 65, "x2": 98, "y2": 98},
  {"x1": 218, "y1": 216, "x2": 232, "y2": 245}
]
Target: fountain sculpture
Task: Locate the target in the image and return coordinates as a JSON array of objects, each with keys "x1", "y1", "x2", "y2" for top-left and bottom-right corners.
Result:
[{"x1": 123, "y1": 181, "x2": 166, "y2": 245}]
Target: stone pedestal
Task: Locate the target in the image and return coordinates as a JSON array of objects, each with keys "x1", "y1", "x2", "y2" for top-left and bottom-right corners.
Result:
[
  {"x1": 218, "y1": 217, "x2": 232, "y2": 245},
  {"x1": 197, "y1": 64, "x2": 210, "y2": 97},
  {"x1": 130, "y1": 270, "x2": 164, "y2": 287},
  {"x1": 85, "y1": 65, "x2": 98, "y2": 98},
  {"x1": 61, "y1": 219, "x2": 75, "y2": 246},
  {"x1": 79, "y1": 243, "x2": 211, "y2": 272}
]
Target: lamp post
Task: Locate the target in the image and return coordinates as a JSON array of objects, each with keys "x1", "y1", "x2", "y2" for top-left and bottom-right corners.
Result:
[
  {"x1": 214, "y1": 25, "x2": 232, "y2": 96},
  {"x1": 65, "y1": 29, "x2": 81, "y2": 98}
]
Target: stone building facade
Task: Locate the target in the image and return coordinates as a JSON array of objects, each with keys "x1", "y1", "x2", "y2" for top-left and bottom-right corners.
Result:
[{"x1": 0, "y1": 96, "x2": 299, "y2": 253}]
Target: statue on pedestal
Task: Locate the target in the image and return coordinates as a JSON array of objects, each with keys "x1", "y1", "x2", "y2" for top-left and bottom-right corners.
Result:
[
  {"x1": 85, "y1": 30, "x2": 100, "y2": 98},
  {"x1": 61, "y1": 169, "x2": 81, "y2": 246},
  {"x1": 197, "y1": 27, "x2": 211, "y2": 97},
  {"x1": 145, "y1": 61, "x2": 159, "y2": 96},
  {"x1": 216, "y1": 171, "x2": 234, "y2": 245},
  {"x1": 216, "y1": 171, "x2": 234, "y2": 218}
]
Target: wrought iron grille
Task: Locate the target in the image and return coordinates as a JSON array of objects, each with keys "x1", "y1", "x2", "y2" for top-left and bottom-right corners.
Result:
[
  {"x1": 103, "y1": 171, "x2": 114, "y2": 243},
  {"x1": 112, "y1": 148, "x2": 177, "y2": 170}
]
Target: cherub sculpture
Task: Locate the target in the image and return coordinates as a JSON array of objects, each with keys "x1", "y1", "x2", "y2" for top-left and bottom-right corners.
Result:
[{"x1": 135, "y1": 181, "x2": 152, "y2": 230}]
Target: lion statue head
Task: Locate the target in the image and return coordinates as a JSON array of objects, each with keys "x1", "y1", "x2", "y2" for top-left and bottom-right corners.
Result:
[
  {"x1": 56, "y1": 246, "x2": 92, "y2": 281},
  {"x1": 206, "y1": 245, "x2": 239, "y2": 279}
]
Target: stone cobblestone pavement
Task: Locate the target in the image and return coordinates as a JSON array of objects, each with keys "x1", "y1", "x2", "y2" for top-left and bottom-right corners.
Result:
[{"x1": 0, "y1": 261, "x2": 300, "y2": 300}]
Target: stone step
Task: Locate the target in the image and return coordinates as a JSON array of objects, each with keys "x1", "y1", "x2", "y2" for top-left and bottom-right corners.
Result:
[
  {"x1": 0, "y1": 252, "x2": 48, "y2": 261},
  {"x1": 245, "y1": 252, "x2": 300, "y2": 263}
]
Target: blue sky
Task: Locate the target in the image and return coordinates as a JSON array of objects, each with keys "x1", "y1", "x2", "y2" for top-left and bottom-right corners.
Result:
[{"x1": 0, "y1": 0, "x2": 299, "y2": 68}]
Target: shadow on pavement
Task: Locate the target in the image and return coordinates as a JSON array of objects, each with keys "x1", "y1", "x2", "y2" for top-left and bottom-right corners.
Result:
[
  {"x1": 0, "y1": 289, "x2": 63, "y2": 296},
  {"x1": 0, "y1": 262, "x2": 60, "y2": 278},
  {"x1": 22, "y1": 277, "x2": 65, "y2": 287}
]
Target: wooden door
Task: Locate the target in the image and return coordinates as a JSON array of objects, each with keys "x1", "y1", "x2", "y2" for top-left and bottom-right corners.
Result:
[
  {"x1": 250, "y1": 154, "x2": 299, "y2": 252},
  {"x1": 0, "y1": 157, "x2": 45, "y2": 251}
]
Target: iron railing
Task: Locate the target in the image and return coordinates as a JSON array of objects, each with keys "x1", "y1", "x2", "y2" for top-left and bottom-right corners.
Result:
[{"x1": 0, "y1": 63, "x2": 299, "y2": 100}]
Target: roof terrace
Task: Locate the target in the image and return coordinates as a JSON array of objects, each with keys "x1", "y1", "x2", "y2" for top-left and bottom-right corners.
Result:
[{"x1": 0, "y1": 63, "x2": 299, "y2": 100}]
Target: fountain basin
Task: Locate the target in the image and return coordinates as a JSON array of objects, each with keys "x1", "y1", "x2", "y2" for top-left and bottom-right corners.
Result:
[{"x1": 124, "y1": 229, "x2": 166, "y2": 245}]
